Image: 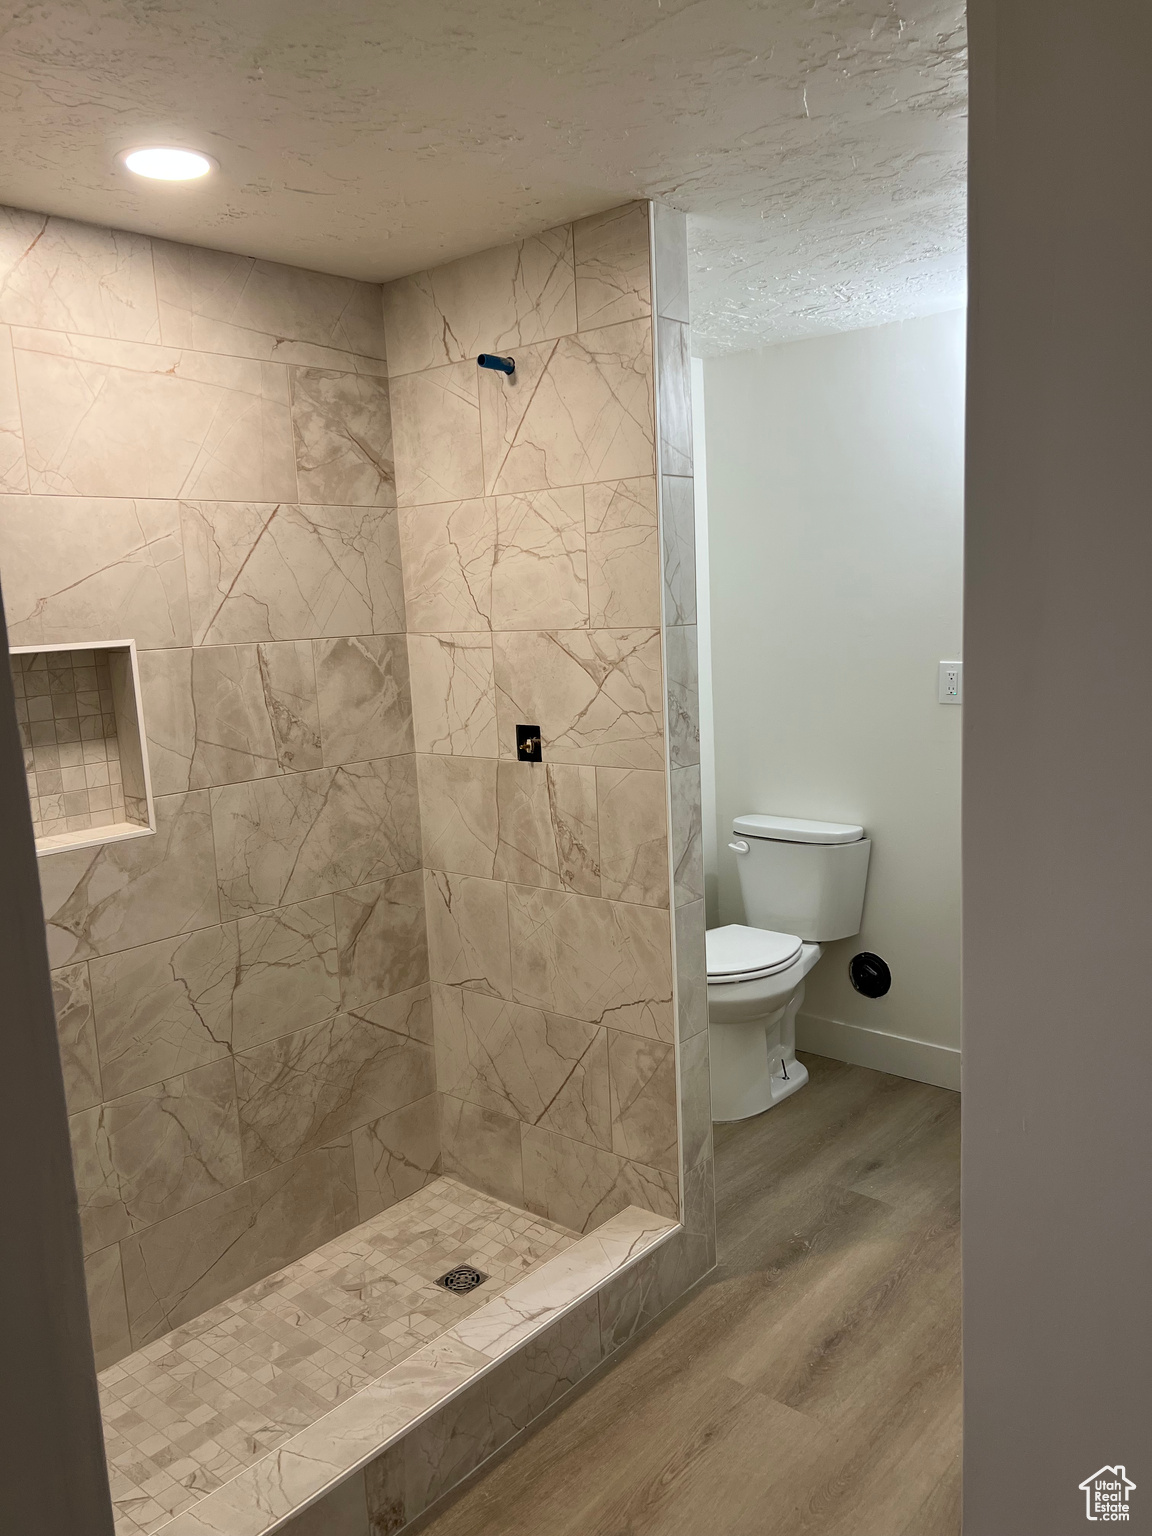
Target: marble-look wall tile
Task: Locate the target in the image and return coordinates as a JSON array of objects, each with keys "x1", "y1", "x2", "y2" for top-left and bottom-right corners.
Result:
[
  {"x1": 187, "y1": 640, "x2": 327, "y2": 780},
  {"x1": 675, "y1": 899, "x2": 708, "y2": 1042},
  {"x1": 585, "y1": 476, "x2": 662, "y2": 629},
  {"x1": 1, "y1": 211, "x2": 470, "y2": 1349},
  {"x1": 352, "y1": 1094, "x2": 440, "y2": 1220},
  {"x1": 494, "y1": 1291, "x2": 603, "y2": 1416},
  {"x1": 120, "y1": 1142, "x2": 358, "y2": 1346},
  {"x1": 0, "y1": 207, "x2": 159, "y2": 340},
  {"x1": 596, "y1": 767, "x2": 669, "y2": 907},
  {"x1": 0, "y1": 324, "x2": 28, "y2": 492},
  {"x1": 670, "y1": 764, "x2": 705, "y2": 905},
  {"x1": 153, "y1": 238, "x2": 387, "y2": 361},
  {"x1": 39, "y1": 791, "x2": 219, "y2": 966},
  {"x1": 334, "y1": 874, "x2": 429, "y2": 1011},
  {"x1": 408, "y1": 634, "x2": 498, "y2": 756},
  {"x1": 665, "y1": 624, "x2": 700, "y2": 769},
  {"x1": 156, "y1": 326, "x2": 386, "y2": 376},
  {"x1": 84, "y1": 1243, "x2": 132, "y2": 1371},
  {"x1": 277, "y1": 1469, "x2": 370, "y2": 1536},
  {"x1": 236, "y1": 1004, "x2": 435, "y2": 1175},
  {"x1": 494, "y1": 628, "x2": 663, "y2": 769},
  {"x1": 417, "y1": 755, "x2": 498, "y2": 878},
  {"x1": 521, "y1": 1125, "x2": 677, "y2": 1233},
  {"x1": 315, "y1": 634, "x2": 413, "y2": 765},
  {"x1": 651, "y1": 203, "x2": 691, "y2": 323},
  {"x1": 400, "y1": 1298, "x2": 601, "y2": 1519},
  {"x1": 182, "y1": 500, "x2": 405, "y2": 644},
  {"x1": 608, "y1": 1033, "x2": 678, "y2": 1172},
  {"x1": 490, "y1": 487, "x2": 588, "y2": 630},
  {"x1": 599, "y1": 1228, "x2": 711, "y2": 1360},
  {"x1": 478, "y1": 319, "x2": 654, "y2": 495},
  {"x1": 389, "y1": 363, "x2": 483, "y2": 506},
  {"x1": 89, "y1": 924, "x2": 239, "y2": 1097},
  {"x1": 0, "y1": 495, "x2": 191, "y2": 648},
  {"x1": 658, "y1": 1225, "x2": 716, "y2": 1314},
  {"x1": 51, "y1": 961, "x2": 102, "y2": 1114},
  {"x1": 232, "y1": 897, "x2": 341, "y2": 1051},
  {"x1": 424, "y1": 870, "x2": 511, "y2": 999},
  {"x1": 291, "y1": 367, "x2": 395, "y2": 507},
  {"x1": 70, "y1": 1057, "x2": 242, "y2": 1251},
  {"x1": 661, "y1": 474, "x2": 697, "y2": 625},
  {"x1": 256, "y1": 640, "x2": 326, "y2": 772},
  {"x1": 212, "y1": 757, "x2": 420, "y2": 917},
  {"x1": 656, "y1": 318, "x2": 693, "y2": 477},
  {"x1": 494, "y1": 759, "x2": 599, "y2": 895},
  {"x1": 364, "y1": 1442, "x2": 405, "y2": 1536},
  {"x1": 398, "y1": 499, "x2": 494, "y2": 633},
  {"x1": 573, "y1": 203, "x2": 652, "y2": 330},
  {"x1": 682, "y1": 1150, "x2": 716, "y2": 1257},
  {"x1": 678, "y1": 1028, "x2": 713, "y2": 1179},
  {"x1": 353, "y1": 982, "x2": 432, "y2": 1046},
  {"x1": 135, "y1": 648, "x2": 194, "y2": 796},
  {"x1": 439, "y1": 1095, "x2": 524, "y2": 1208},
  {"x1": 383, "y1": 226, "x2": 575, "y2": 376},
  {"x1": 160, "y1": 642, "x2": 324, "y2": 788},
  {"x1": 434, "y1": 985, "x2": 611, "y2": 1151},
  {"x1": 447, "y1": 1273, "x2": 612, "y2": 1390},
  {"x1": 508, "y1": 885, "x2": 673, "y2": 1041},
  {"x1": 395, "y1": 1363, "x2": 500, "y2": 1521},
  {"x1": 13, "y1": 328, "x2": 297, "y2": 500},
  {"x1": 445, "y1": 1223, "x2": 665, "y2": 1369}
]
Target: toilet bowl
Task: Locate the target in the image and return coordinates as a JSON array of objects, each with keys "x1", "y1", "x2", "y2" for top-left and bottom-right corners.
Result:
[
  {"x1": 707, "y1": 923, "x2": 820, "y2": 1121},
  {"x1": 708, "y1": 811, "x2": 872, "y2": 1123}
]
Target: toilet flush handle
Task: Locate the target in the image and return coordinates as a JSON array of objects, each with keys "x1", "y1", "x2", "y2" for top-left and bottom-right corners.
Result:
[{"x1": 728, "y1": 838, "x2": 751, "y2": 855}]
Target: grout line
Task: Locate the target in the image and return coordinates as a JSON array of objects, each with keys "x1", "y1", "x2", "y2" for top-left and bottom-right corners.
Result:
[
  {"x1": 384, "y1": 309, "x2": 649, "y2": 384},
  {"x1": 0, "y1": 478, "x2": 670, "y2": 506},
  {"x1": 6, "y1": 314, "x2": 386, "y2": 377}
]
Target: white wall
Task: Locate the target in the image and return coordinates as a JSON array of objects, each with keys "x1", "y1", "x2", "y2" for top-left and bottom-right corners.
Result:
[
  {"x1": 702, "y1": 311, "x2": 965, "y2": 1086},
  {"x1": 964, "y1": 3, "x2": 1152, "y2": 1520}
]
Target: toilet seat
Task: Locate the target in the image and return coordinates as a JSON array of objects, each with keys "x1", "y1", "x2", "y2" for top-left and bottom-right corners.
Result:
[{"x1": 705, "y1": 923, "x2": 804, "y2": 984}]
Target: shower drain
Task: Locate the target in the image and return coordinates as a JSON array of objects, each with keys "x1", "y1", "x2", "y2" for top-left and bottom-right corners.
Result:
[{"x1": 435, "y1": 1264, "x2": 489, "y2": 1295}]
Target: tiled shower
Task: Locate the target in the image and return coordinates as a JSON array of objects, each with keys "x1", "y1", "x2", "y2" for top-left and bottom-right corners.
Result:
[{"x1": 0, "y1": 199, "x2": 713, "y2": 1535}]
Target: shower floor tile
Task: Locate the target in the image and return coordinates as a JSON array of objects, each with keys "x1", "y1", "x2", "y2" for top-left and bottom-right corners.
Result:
[{"x1": 98, "y1": 1178, "x2": 576, "y2": 1535}]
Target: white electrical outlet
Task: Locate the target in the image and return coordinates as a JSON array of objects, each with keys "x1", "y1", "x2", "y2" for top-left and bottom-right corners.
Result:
[{"x1": 938, "y1": 661, "x2": 963, "y2": 704}]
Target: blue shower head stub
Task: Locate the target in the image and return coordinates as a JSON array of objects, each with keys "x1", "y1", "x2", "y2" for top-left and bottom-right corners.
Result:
[{"x1": 477, "y1": 353, "x2": 515, "y2": 376}]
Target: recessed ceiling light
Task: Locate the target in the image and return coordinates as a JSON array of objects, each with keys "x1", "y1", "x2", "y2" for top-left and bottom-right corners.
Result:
[{"x1": 121, "y1": 147, "x2": 216, "y2": 181}]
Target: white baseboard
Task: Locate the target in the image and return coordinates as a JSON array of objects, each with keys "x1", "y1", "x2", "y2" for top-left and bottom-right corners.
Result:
[{"x1": 796, "y1": 1012, "x2": 961, "y2": 1092}]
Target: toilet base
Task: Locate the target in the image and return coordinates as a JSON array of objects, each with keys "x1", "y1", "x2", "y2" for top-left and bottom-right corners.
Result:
[{"x1": 709, "y1": 982, "x2": 810, "y2": 1122}]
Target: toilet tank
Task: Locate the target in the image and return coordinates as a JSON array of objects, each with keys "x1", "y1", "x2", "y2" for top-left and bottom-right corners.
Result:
[{"x1": 731, "y1": 813, "x2": 871, "y2": 941}]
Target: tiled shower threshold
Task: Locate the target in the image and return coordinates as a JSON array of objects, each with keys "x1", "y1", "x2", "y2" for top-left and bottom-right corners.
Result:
[{"x1": 100, "y1": 1178, "x2": 677, "y2": 1536}]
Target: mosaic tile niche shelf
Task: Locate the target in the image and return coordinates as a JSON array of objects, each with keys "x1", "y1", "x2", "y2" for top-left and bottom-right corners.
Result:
[{"x1": 10, "y1": 640, "x2": 155, "y2": 854}]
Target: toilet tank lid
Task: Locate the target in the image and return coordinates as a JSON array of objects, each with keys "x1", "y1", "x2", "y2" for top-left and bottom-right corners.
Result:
[{"x1": 733, "y1": 813, "x2": 864, "y2": 845}]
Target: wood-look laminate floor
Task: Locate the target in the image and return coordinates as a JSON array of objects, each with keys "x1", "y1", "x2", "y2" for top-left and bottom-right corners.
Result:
[{"x1": 416, "y1": 1052, "x2": 962, "y2": 1536}]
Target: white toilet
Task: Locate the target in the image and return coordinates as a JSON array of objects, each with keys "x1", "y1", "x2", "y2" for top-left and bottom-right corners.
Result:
[{"x1": 707, "y1": 813, "x2": 871, "y2": 1122}]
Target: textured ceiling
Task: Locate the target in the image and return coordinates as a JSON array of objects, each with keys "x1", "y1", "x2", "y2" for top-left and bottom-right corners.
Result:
[{"x1": 0, "y1": 0, "x2": 967, "y2": 354}]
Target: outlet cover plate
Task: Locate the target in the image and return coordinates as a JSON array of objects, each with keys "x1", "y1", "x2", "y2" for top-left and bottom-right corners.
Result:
[{"x1": 938, "y1": 661, "x2": 963, "y2": 704}]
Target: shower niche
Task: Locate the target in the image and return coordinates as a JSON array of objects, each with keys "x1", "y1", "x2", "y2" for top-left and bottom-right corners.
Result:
[{"x1": 10, "y1": 639, "x2": 155, "y2": 854}]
